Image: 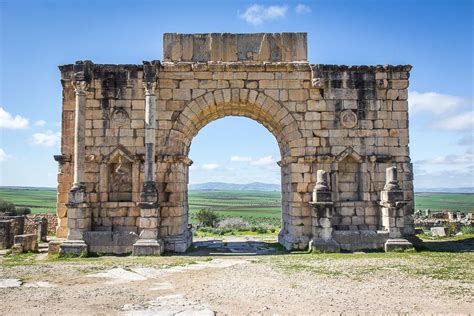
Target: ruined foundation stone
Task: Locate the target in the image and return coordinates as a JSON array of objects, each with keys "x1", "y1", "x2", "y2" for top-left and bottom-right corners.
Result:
[
  {"x1": 54, "y1": 33, "x2": 415, "y2": 255},
  {"x1": 12, "y1": 234, "x2": 38, "y2": 254}
]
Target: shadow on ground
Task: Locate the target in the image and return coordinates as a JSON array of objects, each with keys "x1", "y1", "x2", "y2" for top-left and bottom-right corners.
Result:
[
  {"x1": 418, "y1": 237, "x2": 474, "y2": 252},
  {"x1": 181, "y1": 239, "x2": 288, "y2": 256}
]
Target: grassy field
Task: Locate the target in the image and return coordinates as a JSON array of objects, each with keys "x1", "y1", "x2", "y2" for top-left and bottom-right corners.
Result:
[
  {"x1": 0, "y1": 187, "x2": 472, "y2": 216},
  {"x1": 0, "y1": 187, "x2": 56, "y2": 214},
  {"x1": 414, "y1": 192, "x2": 473, "y2": 212}
]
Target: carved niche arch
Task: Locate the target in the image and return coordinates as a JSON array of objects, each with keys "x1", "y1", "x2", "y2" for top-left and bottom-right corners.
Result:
[
  {"x1": 99, "y1": 146, "x2": 140, "y2": 202},
  {"x1": 332, "y1": 147, "x2": 364, "y2": 202}
]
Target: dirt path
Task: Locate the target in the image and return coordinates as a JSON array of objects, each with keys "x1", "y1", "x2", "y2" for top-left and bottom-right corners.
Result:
[{"x1": 0, "y1": 237, "x2": 473, "y2": 315}]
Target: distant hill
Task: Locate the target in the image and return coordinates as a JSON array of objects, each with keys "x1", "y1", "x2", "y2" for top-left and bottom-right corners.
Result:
[
  {"x1": 416, "y1": 187, "x2": 474, "y2": 194},
  {"x1": 188, "y1": 182, "x2": 280, "y2": 191}
]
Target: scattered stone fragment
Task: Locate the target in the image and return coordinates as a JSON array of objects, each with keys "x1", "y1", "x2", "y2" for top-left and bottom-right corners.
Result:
[
  {"x1": 87, "y1": 268, "x2": 147, "y2": 284},
  {"x1": 431, "y1": 227, "x2": 448, "y2": 237},
  {"x1": 122, "y1": 294, "x2": 215, "y2": 316},
  {"x1": 0, "y1": 279, "x2": 22, "y2": 288},
  {"x1": 23, "y1": 281, "x2": 57, "y2": 288}
]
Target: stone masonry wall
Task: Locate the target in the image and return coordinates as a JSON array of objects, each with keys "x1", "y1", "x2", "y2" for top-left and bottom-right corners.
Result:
[{"x1": 56, "y1": 33, "x2": 414, "y2": 252}]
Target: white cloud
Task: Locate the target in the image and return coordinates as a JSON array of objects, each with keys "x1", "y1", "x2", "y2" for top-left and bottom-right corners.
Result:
[
  {"x1": 0, "y1": 107, "x2": 29, "y2": 129},
  {"x1": 250, "y1": 155, "x2": 277, "y2": 166},
  {"x1": 34, "y1": 120, "x2": 47, "y2": 127},
  {"x1": 414, "y1": 167, "x2": 474, "y2": 189},
  {"x1": 0, "y1": 148, "x2": 8, "y2": 162},
  {"x1": 295, "y1": 4, "x2": 311, "y2": 14},
  {"x1": 239, "y1": 4, "x2": 288, "y2": 25},
  {"x1": 435, "y1": 111, "x2": 474, "y2": 130},
  {"x1": 202, "y1": 163, "x2": 220, "y2": 170},
  {"x1": 415, "y1": 152, "x2": 474, "y2": 165},
  {"x1": 31, "y1": 130, "x2": 61, "y2": 147},
  {"x1": 231, "y1": 156, "x2": 252, "y2": 162},
  {"x1": 409, "y1": 91, "x2": 465, "y2": 115}
]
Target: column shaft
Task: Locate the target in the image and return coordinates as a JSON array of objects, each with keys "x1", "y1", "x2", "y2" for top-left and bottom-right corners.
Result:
[
  {"x1": 73, "y1": 81, "x2": 87, "y2": 187},
  {"x1": 144, "y1": 83, "x2": 156, "y2": 184}
]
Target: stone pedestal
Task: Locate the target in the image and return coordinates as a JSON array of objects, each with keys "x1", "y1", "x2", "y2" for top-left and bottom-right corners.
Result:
[
  {"x1": 380, "y1": 166, "x2": 413, "y2": 252},
  {"x1": 309, "y1": 170, "x2": 340, "y2": 252},
  {"x1": 384, "y1": 238, "x2": 413, "y2": 252},
  {"x1": 132, "y1": 238, "x2": 164, "y2": 256},
  {"x1": 59, "y1": 240, "x2": 88, "y2": 256},
  {"x1": 309, "y1": 238, "x2": 340, "y2": 253}
]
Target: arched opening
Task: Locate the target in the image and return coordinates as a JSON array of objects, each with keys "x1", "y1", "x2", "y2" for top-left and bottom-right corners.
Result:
[
  {"x1": 187, "y1": 116, "x2": 282, "y2": 252},
  {"x1": 156, "y1": 89, "x2": 311, "y2": 253}
]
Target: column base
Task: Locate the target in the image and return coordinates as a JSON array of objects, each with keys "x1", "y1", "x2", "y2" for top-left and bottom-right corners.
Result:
[
  {"x1": 163, "y1": 232, "x2": 192, "y2": 253},
  {"x1": 309, "y1": 238, "x2": 341, "y2": 253},
  {"x1": 132, "y1": 239, "x2": 164, "y2": 256},
  {"x1": 59, "y1": 240, "x2": 88, "y2": 256},
  {"x1": 384, "y1": 238, "x2": 413, "y2": 252},
  {"x1": 278, "y1": 230, "x2": 310, "y2": 251}
]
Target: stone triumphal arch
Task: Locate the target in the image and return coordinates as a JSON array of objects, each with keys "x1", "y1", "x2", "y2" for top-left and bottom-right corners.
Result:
[{"x1": 55, "y1": 33, "x2": 415, "y2": 255}]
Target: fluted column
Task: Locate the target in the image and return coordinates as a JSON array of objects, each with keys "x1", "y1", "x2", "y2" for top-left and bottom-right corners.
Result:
[
  {"x1": 143, "y1": 81, "x2": 157, "y2": 191},
  {"x1": 72, "y1": 80, "x2": 87, "y2": 189}
]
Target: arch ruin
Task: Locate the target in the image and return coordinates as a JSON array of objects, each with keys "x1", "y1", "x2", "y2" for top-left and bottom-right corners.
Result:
[{"x1": 55, "y1": 33, "x2": 414, "y2": 255}]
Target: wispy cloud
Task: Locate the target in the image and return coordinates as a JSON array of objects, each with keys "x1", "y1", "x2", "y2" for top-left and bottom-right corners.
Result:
[
  {"x1": 202, "y1": 163, "x2": 220, "y2": 170},
  {"x1": 31, "y1": 130, "x2": 61, "y2": 147},
  {"x1": 34, "y1": 120, "x2": 47, "y2": 127},
  {"x1": 231, "y1": 156, "x2": 252, "y2": 162},
  {"x1": 0, "y1": 148, "x2": 8, "y2": 162},
  {"x1": 0, "y1": 107, "x2": 29, "y2": 129},
  {"x1": 435, "y1": 111, "x2": 474, "y2": 130},
  {"x1": 409, "y1": 91, "x2": 465, "y2": 115},
  {"x1": 415, "y1": 152, "x2": 474, "y2": 165},
  {"x1": 295, "y1": 4, "x2": 311, "y2": 14},
  {"x1": 230, "y1": 155, "x2": 278, "y2": 166},
  {"x1": 250, "y1": 155, "x2": 277, "y2": 166},
  {"x1": 239, "y1": 4, "x2": 288, "y2": 25}
]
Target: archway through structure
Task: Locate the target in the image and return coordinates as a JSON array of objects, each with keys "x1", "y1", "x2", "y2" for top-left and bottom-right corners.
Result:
[
  {"x1": 154, "y1": 89, "x2": 307, "y2": 252},
  {"x1": 186, "y1": 116, "x2": 282, "y2": 242}
]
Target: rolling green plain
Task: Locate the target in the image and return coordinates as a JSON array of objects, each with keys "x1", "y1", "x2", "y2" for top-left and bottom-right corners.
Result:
[{"x1": 0, "y1": 187, "x2": 472, "y2": 219}]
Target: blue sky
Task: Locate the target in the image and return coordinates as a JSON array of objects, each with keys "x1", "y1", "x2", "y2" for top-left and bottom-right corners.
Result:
[{"x1": 0, "y1": 0, "x2": 472, "y2": 189}]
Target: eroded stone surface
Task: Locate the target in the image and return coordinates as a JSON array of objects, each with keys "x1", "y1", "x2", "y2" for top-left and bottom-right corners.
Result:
[
  {"x1": 56, "y1": 32, "x2": 414, "y2": 254},
  {"x1": 87, "y1": 259, "x2": 249, "y2": 284},
  {"x1": 122, "y1": 294, "x2": 215, "y2": 316}
]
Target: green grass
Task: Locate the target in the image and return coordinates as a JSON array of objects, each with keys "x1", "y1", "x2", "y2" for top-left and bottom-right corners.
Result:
[
  {"x1": 414, "y1": 192, "x2": 474, "y2": 212},
  {"x1": 0, "y1": 187, "x2": 56, "y2": 214},
  {"x1": 0, "y1": 187, "x2": 472, "y2": 217}
]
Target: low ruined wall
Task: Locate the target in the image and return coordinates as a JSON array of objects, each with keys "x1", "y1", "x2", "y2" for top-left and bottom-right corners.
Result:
[{"x1": 24, "y1": 214, "x2": 57, "y2": 234}]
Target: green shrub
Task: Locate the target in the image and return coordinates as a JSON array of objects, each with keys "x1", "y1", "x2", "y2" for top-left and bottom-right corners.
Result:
[
  {"x1": 15, "y1": 207, "x2": 31, "y2": 216},
  {"x1": 444, "y1": 221, "x2": 457, "y2": 236},
  {"x1": 461, "y1": 225, "x2": 474, "y2": 235},
  {"x1": 0, "y1": 199, "x2": 16, "y2": 215},
  {"x1": 196, "y1": 208, "x2": 219, "y2": 227}
]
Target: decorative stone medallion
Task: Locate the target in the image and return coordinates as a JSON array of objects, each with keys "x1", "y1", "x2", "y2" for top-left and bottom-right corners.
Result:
[{"x1": 340, "y1": 110, "x2": 358, "y2": 128}]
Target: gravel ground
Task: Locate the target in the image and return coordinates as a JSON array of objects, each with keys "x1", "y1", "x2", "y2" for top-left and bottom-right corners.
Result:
[{"x1": 0, "y1": 236, "x2": 472, "y2": 315}]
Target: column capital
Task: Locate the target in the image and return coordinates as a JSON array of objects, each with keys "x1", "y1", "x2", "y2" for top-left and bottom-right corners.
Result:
[
  {"x1": 72, "y1": 80, "x2": 88, "y2": 96},
  {"x1": 143, "y1": 81, "x2": 156, "y2": 96}
]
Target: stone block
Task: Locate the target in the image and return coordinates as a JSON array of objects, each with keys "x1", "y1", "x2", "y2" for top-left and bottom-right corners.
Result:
[
  {"x1": 430, "y1": 226, "x2": 447, "y2": 237},
  {"x1": 310, "y1": 238, "x2": 340, "y2": 253},
  {"x1": 132, "y1": 239, "x2": 164, "y2": 256},
  {"x1": 384, "y1": 238, "x2": 413, "y2": 252},
  {"x1": 84, "y1": 231, "x2": 140, "y2": 254},
  {"x1": 13, "y1": 234, "x2": 38, "y2": 253}
]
